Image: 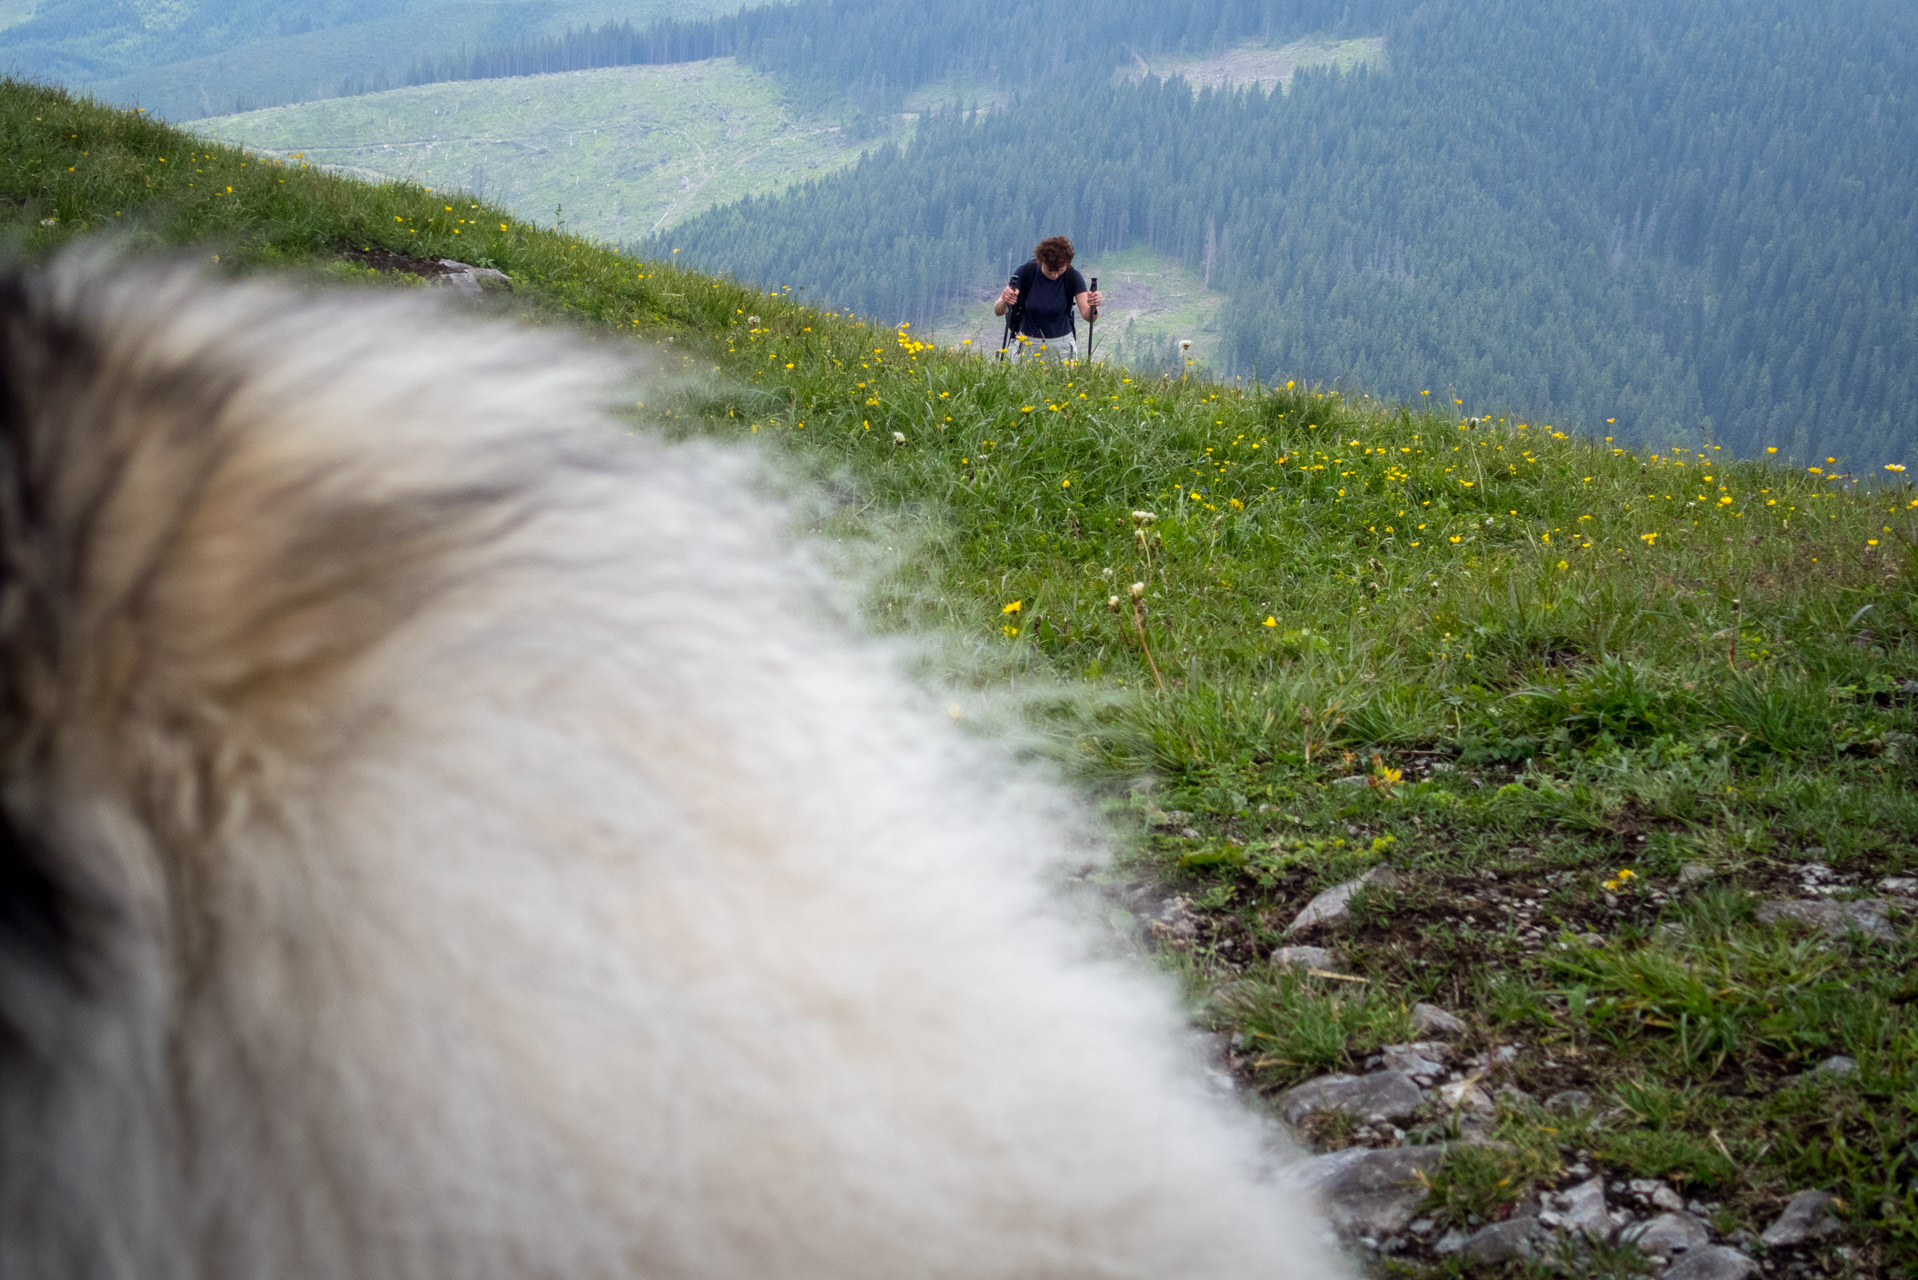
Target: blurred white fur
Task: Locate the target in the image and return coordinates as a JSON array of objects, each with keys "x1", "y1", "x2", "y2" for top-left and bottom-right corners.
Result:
[{"x1": 0, "y1": 255, "x2": 1349, "y2": 1279}]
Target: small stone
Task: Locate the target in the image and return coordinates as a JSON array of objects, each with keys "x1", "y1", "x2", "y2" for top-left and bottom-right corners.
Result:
[
  {"x1": 1379, "y1": 1042, "x2": 1451, "y2": 1076},
  {"x1": 1411, "y1": 1002, "x2": 1468, "y2": 1038},
  {"x1": 1433, "y1": 1228, "x2": 1468, "y2": 1254},
  {"x1": 1437, "y1": 1079, "x2": 1494, "y2": 1113},
  {"x1": 1490, "y1": 1044, "x2": 1521, "y2": 1065},
  {"x1": 1272, "y1": 945, "x2": 1340, "y2": 970},
  {"x1": 1756, "y1": 898, "x2": 1898, "y2": 942},
  {"x1": 1459, "y1": 1215, "x2": 1548, "y2": 1262},
  {"x1": 1577, "y1": 931, "x2": 1605, "y2": 946},
  {"x1": 1557, "y1": 1176, "x2": 1616, "y2": 1241},
  {"x1": 1664, "y1": 1245, "x2": 1759, "y2": 1280},
  {"x1": 1285, "y1": 866, "x2": 1399, "y2": 934},
  {"x1": 1881, "y1": 876, "x2": 1918, "y2": 895},
  {"x1": 1331, "y1": 774, "x2": 1369, "y2": 786},
  {"x1": 1650, "y1": 1184, "x2": 1688, "y2": 1213},
  {"x1": 1407, "y1": 1216, "x2": 1436, "y2": 1235},
  {"x1": 1545, "y1": 1089, "x2": 1594, "y2": 1113},
  {"x1": 1759, "y1": 1190, "x2": 1842, "y2": 1247},
  {"x1": 1621, "y1": 1211, "x2": 1711, "y2": 1258},
  {"x1": 1275, "y1": 1070, "x2": 1425, "y2": 1127},
  {"x1": 1283, "y1": 1143, "x2": 1448, "y2": 1240},
  {"x1": 1678, "y1": 863, "x2": 1716, "y2": 885},
  {"x1": 1495, "y1": 1084, "x2": 1534, "y2": 1108},
  {"x1": 1797, "y1": 1054, "x2": 1858, "y2": 1083}
]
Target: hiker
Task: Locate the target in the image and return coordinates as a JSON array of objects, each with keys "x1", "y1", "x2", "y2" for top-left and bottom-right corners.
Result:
[{"x1": 995, "y1": 236, "x2": 1104, "y2": 363}]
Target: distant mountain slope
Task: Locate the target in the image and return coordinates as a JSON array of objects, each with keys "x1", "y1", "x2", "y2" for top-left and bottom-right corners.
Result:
[
  {"x1": 660, "y1": 0, "x2": 1918, "y2": 466},
  {"x1": 6, "y1": 0, "x2": 756, "y2": 119},
  {"x1": 198, "y1": 57, "x2": 898, "y2": 240}
]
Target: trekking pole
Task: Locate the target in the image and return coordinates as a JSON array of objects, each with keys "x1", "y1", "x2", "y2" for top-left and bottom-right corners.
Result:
[
  {"x1": 998, "y1": 272, "x2": 1020, "y2": 362},
  {"x1": 1085, "y1": 276, "x2": 1099, "y2": 365}
]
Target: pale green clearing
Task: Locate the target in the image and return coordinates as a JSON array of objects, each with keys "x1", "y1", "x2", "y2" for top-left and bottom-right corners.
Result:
[
  {"x1": 199, "y1": 58, "x2": 902, "y2": 243},
  {"x1": 1114, "y1": 33, "x2": 1386, "y2": 94},
  {"x1": 929, "y1": 245, "x2": 1228, "y2": 375}
]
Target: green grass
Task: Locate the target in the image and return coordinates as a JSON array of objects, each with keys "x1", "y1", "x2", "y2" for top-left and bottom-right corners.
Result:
[
  {"x1": 196, "y1": 58, "x2": 901, "y2": 243},
  {"x1": 6, "y1": 76, "x2": 1916, "y2": 1277}
]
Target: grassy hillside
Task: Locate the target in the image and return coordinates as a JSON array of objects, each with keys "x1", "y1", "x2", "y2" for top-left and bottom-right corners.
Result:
[
  {"x1": 197, "y1": 58, "x2": 900, "y2": 242},
  {"x1": 82, "y1": 0, "x2": 756, "y2": 121},
  {"x1": 5, "y1": 78, "x2": 1916, "y2": 1278}
]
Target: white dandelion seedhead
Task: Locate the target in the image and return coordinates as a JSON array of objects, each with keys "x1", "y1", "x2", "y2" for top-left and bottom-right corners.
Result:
[
  {"x1": 1129, "y1": 582, "x2": 1146, "y2": 599},
  {"x1": 1179, "y1": 339, "x2": 1192, "y2": 352},
  {"x1": 1129, "y1": 510, "x2": 1156, "y2": 526},
  {"x1": 892, "y1": 431, "x2": 906, "y2": 445}
]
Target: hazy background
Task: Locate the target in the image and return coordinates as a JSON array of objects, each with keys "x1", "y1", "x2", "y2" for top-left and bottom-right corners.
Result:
[{"x1": 7, "y1": 0, "x2": 1911, "y2": 466}]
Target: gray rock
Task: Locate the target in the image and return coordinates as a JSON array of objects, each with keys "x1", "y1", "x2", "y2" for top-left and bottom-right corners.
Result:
[
  {"x1": 1664, "y1": 1245, "x2": 1759, "y2": 1280},
  {"x1": 1271, "y1": 945, "x2": 1340, "y2": 970},
  {"x1": 432, "y1": 260, "x2": 511, "y2": 295},
  {"x1": 1882, "y1": 876, "x2": 1918, "y2": 895},
  {"x1": 1379, "y1": 1042, "x2": 1450, "y2": 1076},
  {"x1": 1788, "y1": 1054, "x2": 1858, "y2": 1086},
  {"x1": 1760, "y1": 1189, "x2": 1842, "y2": 1247},
  {"x1": 1275, "y1": 1069, "x2": 1425, "y2": 1126},
  {"x1": 1432, "y1": 1227, "x2": 1468, "y2": 1255},
  {"x1": 1630, "y1": 1180, "x2": 1686, "y2": 1213},
  {"x1": 1411, "y1": 1002, "x2": 1468, "y2": 1038},
  {"x1": 1458, "y1": 1215, "x2": 1548, "y2": 1262},
  {"x1": 1756, "y1": 898, "x2": 1897, "y2": 942},
  {"x1": 1284, "y1": 1143, "x2": 1447, "y2": 1239},
  {"x1": 1678, "y1": 863, "x2": 1716, "y2": 885},
  {"x1": 1622, "y1": 1211, "x2": 1711, "y2": 1258},
  {"x1": 1331, "y1": 774, "x2": 1369, "y2": 787},
  {"x1": 1286, "y1": 866, "x2": 1399, "y2": 934},
  {"x1": 1436, "y1": 1079, "x2": 1494, "y2": 1113},
  {"x1": 1544, "y1": 1089, "x2": 1594, "y2": 1114},
  {"x1": 1555, "y1": 1176, "x2": 1616, "y2": 1241}
]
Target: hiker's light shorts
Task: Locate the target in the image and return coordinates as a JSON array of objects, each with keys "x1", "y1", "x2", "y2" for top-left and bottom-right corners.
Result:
[{"x1": 1008, "y1": 334, "x2": 1078, "y2": 364}]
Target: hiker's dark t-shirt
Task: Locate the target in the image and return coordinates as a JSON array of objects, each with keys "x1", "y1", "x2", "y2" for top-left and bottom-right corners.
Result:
[{"x1": 1017, "y1": 264, "x2": 1087, "y2": 339}]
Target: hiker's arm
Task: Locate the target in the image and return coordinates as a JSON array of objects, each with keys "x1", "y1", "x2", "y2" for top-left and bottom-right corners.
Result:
[
  {"x1": 993, "y1": 284, "x2": 1019, "y2": 317},
  {"x1": 1075, "y1": 289, "x2": 1104, "y2": 320}
]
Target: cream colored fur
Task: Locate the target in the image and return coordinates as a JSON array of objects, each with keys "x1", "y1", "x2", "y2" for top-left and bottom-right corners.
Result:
[{"x1": 0, "y1": 255, "x2": 1349, "y2": 1280}]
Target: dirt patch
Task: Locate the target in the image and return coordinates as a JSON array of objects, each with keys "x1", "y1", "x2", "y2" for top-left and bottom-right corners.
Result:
[{"x1": 337, "y1": 245, "x2": 467, "y2": 277}]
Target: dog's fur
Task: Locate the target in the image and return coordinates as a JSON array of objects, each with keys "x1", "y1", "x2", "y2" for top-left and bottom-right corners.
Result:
[{"x1": 0, "y1": 255, "x2": 1348, "y2": 1280}]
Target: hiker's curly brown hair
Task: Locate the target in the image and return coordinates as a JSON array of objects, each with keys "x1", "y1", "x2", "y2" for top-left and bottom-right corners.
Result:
[{"x1": 1034, "y1": 236, "x2": 1075, "y2": 272}]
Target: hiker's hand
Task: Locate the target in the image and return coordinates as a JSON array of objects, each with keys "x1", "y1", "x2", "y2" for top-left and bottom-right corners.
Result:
[
  {"x1": 1086, "y1": 289, "x2": 1104, "y2": 310},
  {"x1": 998, "y1": 285, "x2": 1019, "y2": 308}
]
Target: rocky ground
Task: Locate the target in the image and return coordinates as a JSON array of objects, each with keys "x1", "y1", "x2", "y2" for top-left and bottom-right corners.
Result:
[{"x1": 1090, "y1": 782, "x2": 1914, "y2": 1279}]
